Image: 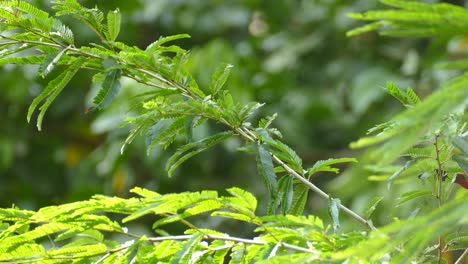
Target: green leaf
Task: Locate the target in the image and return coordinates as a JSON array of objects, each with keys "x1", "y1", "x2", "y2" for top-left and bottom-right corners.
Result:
[
  {"x1": 363, "y1": 196, "x2": 384, "y2": 219},
  {"x1": 386, "y1": 81, "x2": 414, "y2": 107},
  {"x1": 277, "y1": 176, "x2": 293, "y2": 214},
  {"x1": 211, "y1": 211, "x2": 255, "y2": 223},
  {"x1": 226, "y1": 187, "x2": 258, "y2": 212},
  {"x1": 166, "y1": 131, "x2": 233, "y2": 177},
  {"x1": 453, "y1": 155, "x2": 468, "y2": 173},
  {"x1": 48, "y1": 243, "x2": 108, "y2": 258},
  {"x1": 145, "y1": 34, "x2": 191, "y2": 54},
  {"x1": 452, "y1": 135, "x2": 468, "y2": 155},
  {"x1": 260, "y1": 135, "x2": 303, "y2": 172},
  {"x1": 51, "y1": 18, "x2": 74, "y2": 44},
  {"x1": 28, "y1": 57, "x2": 85, "y2": 130},
  {"x1": 0, "y1": 55, "x2": 45, "y2": 66},
  {"x1": 38, "y1": 46, "x2": 70, "y2": 78},
  {"x1": 387, "y1": 160, "x2": 412, "y2": 190},
  {"x1": 209, "y1": 63, "x2": 233, "y2": 96},
  {"x1": 405, "y1": 87, "x2": 421, "y2": 105},
  {"x1": 287, "y1": 184, "x2": 308, "y2": 215},
  {"x1": 346, "y1": 21, "x2": 386, "y2": 37},
  {"x1": 106, "y1": 8, "x2": 121, "y2": 41},
  {"x1": 396, "y1": 190, "x2": 432, "y2": 207},
  {"x1": 0, "y1": 244, "x2": 46, "y2": 262},
  {"x1": 171, "y1": 234, "x2": 203, "y2": 264},
  {"x1": 93, "y1": 69, "x2": 122, "y2": 109},
  {"x1": 308, "y1": 157, "x2": 357, "y2": 176},
  {"x1": 255, "y1": 144, "x2": 278, "y2": 205}
]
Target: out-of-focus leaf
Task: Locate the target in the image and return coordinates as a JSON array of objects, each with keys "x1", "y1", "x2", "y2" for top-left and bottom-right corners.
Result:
[
  {"x1": 364, "y1": 196, "x2": 383, "y2": 219},
  {"x1": 396, "y1": 190, "x2": 431, "y2": 207}
]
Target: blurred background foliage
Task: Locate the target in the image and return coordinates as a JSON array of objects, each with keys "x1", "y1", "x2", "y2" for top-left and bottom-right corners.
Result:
[{"x1": 1, "y1": 0, "x2": 466, "y2": 231}]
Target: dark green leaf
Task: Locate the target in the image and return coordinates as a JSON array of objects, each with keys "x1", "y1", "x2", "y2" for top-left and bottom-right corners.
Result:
[
  {"x1": 28, "y1": 57, "x2": 85, "y2": 130},
  {"x1": 364, "y1": 196, "x2": 384, "y2": 219},
  {"x1": 92, "y1": 69, "x2": 122, "y2": 109},
  {"x1": 277, "y1": 176, "x2": 293, "y2": 214},
  {"x1": 453, "y1": 155, "x2": 468, "y2": 173},
  {"x1": 256, "y1": 144, "x2": 278, "y2": 201},
  {"x1": 453, "y1": 135, "x2": 468, "y2": 155},
  {"x1": 287, "y1": 184, "x2": 308, "y2": 215},
  {"x1": 166, "y1": 131, "x2": 233, "y2": 177},
  {"x1": 209, "y1": 63, "x2": 233, "y2": 96}
]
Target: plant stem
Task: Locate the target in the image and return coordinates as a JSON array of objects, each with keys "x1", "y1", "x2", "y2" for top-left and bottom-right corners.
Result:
[
  {"x1": 235, "y1": 127, "x2": 376, "y2": 230},
  {"x1": 434, "y1": 134, "x2": 444, "y2": 264}
]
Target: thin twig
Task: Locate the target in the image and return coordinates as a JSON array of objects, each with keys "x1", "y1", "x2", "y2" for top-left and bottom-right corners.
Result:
[
  {"x1": 455, "y1": 249, "x2": 468, "y2": 264},
  {"x1": 235, "y1": 127, "x2": 376, "y2": 230}
]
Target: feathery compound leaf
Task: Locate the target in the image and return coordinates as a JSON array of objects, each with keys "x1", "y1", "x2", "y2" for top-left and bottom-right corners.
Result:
[
  {"x1": 0, "y1": 243, "x2": 45, "y2": 262},
  {"x1": 210, "y1": 63, "x2": 233, "y2": 96},
  {"x1": 363, "y1": 196, "x2": 384, "y2": 219},
  {"x1": 52, "y1": 0, "x2": 105, "y2": 39},
  {"x1": 48, "y1": 243, "x2": 108, "y2": 258},
  {"x1": 145, "y1": 34, "x2": 191, "y2": 54},
  {"x1": 308, "y1": 157, "x2": 357, "y2": 176},
  {"x1": 396, "y1": 190, "x2": 432, "y2": 207},
  {"x1": 28, "y1": 57, "x2": 85, "y2": 130},
  {"x1": 105, "y1": 8, "x2": 121, "y2": 41},
  {"x1": 166, "y1": 131, "x2": 233, "y2": 177},
  {"x1": 51, "y1": 18, "x2": 74, "y2": 44},
  {"x1": 386, "y1": 82, "x2": 412, "y2": 107},
  {"x1": 0, "y1": 55, "x2": 45, "y2": 66},
  {"x1": 261, "y1": 135, "x2": 303, "y2": 172},
  {"x1": 2, "y1": 222, "x2": 72, "y2": 246},
  {"x1": 405, "y1": 87, "x2": 421, "y2": 105},
  {"x1": 93, "y1": 69, "x2": 122, "y2": 109},
  {"x1": 287, "y1": 184, "x2": 308, "y2": 216},
  {"x1": 171, "y1": 234, "x2": 203, "y2": 264},
  {"x1": 256, "y1": 144, "x2": 278, "y2": 202},
  {"x1": 39, "y1": 45, "x2": 70, "y2": 78},
  {"x1": 0, "y1": 208, "x2": 34, "y2": 222},
  {"x1": 226, "y1": 187, "x2": 258, "y2": 212},
  {"x1": 277, "y1": 176, "x2": 293, "y2": 214}
]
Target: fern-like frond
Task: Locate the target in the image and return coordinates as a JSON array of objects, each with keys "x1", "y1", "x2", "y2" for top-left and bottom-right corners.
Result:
[
  {"x1": 166, "y1": 131, "x2": 233, "y2": 177},
  {"x1": 348, "y1": 0, "x2": 468, "y2": 37},
  {"x1": 28, "y1": 56, "x2": 85, "y2": 130}
]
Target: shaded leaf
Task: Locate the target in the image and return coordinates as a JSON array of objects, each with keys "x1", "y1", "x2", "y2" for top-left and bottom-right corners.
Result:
[{"x1": 93, "y1": 69, "x2": 122, "y2": 109}]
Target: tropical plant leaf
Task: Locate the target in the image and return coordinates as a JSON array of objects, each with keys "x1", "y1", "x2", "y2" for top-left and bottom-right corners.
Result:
[
  {"x1": 256, "y1": 144, "x2": 278, "y2": 214},
  {"x1": 93, "y1": 69, "x2": 122, "y2": 109},
  {"x1": 105, "y1": 8, "x2": 121, "y2": 41},
  {"x1": 27, "y1": 57, "x2": 85, "y2": 130},
  {"x1": 363, "y1": 196, "x2": 384, "y2": 219},
  {"x1": 287, "y1": 184, "x2": 308, "y2": 216},
  {"x1": 308, "y1": 158, "x2": 357, "y2": 176},
  {"x1": 166, "y1": 131, "x2": 233, "y2": 177},
  {"x1": 209, "y1": 63, "x2": 233, "y2": 96}
]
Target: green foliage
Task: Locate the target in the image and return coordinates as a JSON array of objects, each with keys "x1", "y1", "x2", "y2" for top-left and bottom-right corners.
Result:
[{"x1": 0, "y1": 0, "x2": 467, "y2": 263}]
